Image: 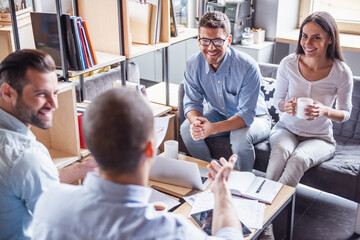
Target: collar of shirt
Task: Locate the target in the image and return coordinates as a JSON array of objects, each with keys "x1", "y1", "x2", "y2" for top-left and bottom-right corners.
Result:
[
  {"x1": 0, "y1": 107, "x2": 34, "y2": 139},
  {"x1": 205, "y1": 47, "x2": 231, "y2": 76},
  {"x1": 83, "y1": 172, "x2": 152, "y2": 204}
]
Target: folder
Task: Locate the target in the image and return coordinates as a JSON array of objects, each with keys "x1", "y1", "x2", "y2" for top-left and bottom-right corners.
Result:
[{"x1": 128, "y1": 1, "x2": 153, "y2": 44}]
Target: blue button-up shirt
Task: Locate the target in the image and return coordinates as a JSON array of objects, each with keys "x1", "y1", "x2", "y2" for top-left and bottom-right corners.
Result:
[
  {"x1": 33, "y1": 172, "x2": 243, "y2": 240},
  {"x1": 183, "y1": 47, "x2": 268, "y2": 126},
  {"x1": 0, "y1": 108, "x2": 59, "y2": 240}
]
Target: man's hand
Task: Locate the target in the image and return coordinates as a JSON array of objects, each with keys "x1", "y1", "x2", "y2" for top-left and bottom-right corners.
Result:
[
  {"x1": 195, "y1": 117, "x2": 216, "y2": 139},
  {"x1": 210, "y1": 154, "x2": 237, "y2": 196},
  {"x1": 207, "y1": 154, "x2": 237, "y2": 181},
  {"x1": 190, "y1": 119, "x2": 204, "y2": 141}
]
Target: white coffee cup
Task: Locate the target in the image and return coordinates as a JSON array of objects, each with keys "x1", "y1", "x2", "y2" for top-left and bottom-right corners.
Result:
[
  {"x1": 152, "y1": 201, "x2": 168, "y2": 212},
  {"x1": 164, "y1": 140, "x2": 178, "y2": 159},
  {"x1": 296, "y1": 97, "x2": 313, "y2": 119}
]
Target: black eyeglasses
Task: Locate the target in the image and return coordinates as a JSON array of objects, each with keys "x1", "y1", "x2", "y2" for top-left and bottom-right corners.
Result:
[{"x1": 198, "y1": 36, "x2": 229, "y2": 47}]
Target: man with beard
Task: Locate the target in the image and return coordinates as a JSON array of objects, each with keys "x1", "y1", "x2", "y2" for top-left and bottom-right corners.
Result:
[
  {"x1": 0, "y1": 49, "x2": 96, "y2": 239},
  {"x1": 180, "y1": 11, "x2": 271, "y2": 171}
]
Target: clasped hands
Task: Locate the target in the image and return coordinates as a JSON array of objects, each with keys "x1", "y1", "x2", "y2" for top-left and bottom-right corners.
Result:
[
  {"x1": 284, "y1": 97, "x2": 328, "y2": 120},
  {"x1": 190, "y1": 117, "x2": 214, "y2": 141}
]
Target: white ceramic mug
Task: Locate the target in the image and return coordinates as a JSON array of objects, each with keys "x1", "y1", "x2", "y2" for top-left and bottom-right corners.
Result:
[
  {"x1": 296, "y1": 97, "x2": 313, "y2": 119},
  {"x1": 164, "y1": 140, "x2": 178, "y2": 159}
]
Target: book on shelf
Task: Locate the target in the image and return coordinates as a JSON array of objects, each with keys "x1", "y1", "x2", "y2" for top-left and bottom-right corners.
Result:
[
  {"x1": 60, "y1": 14, "x2": 80, "y2": 70},
  {"x1": 154, "y1": 0, "x2": 162, "y2": 43},
  {"x1": 79, "y1": 19, "x2": 94, "y2": 67},
  {"x1": 169, "y1": 0, "x2": 178, "y2": 37},
  {"x1": 76, "y1": 18, "x2": 90, "y2": 69},
  {"x1": 70, "y1": 16, "x2": 86, "y2": 70},
  {"x1": 228, "y1": 172, "x2": 283, "y2": 204},
  {"x1": 149, "y1": 3, "x2": 157, "y2": 45},
  {"x1": 82, "y1": 20, "x2": 98, "y2": 65}
]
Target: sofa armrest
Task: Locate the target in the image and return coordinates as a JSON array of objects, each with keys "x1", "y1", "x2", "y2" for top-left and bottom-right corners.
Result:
[
  {"x1": 178, "y1": 81, "x2": 186, "y2": 126},
  {"x1": 258, "y1": 62, "x2": 278, "y2": 79}
]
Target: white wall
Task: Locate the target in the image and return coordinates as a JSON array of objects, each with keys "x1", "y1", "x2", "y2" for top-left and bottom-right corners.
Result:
[{"x1": 34, "y1": 0, "x2": 72, "y2": 14}]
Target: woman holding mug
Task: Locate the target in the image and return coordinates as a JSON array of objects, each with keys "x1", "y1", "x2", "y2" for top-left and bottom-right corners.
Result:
[{"x1": 265, "y1": 12, "x2": 353, "y2": 187}]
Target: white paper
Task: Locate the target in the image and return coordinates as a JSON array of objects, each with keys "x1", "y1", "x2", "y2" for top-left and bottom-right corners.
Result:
[
  {"x1": 189, "y1": 190, "x2": 214, "y2": 215},
  {"x1": 154, "y1": 117, "x2": 170, "y2": 148},
  {"x1": 232, "y1": 196, "x2": 265, "y2": 229},
  {"x1": 186, "y1": 190, "x2": 265, "y2": 229},
  {"x1": 149, "y1": 188, "x2": 181, "y2": 210}
]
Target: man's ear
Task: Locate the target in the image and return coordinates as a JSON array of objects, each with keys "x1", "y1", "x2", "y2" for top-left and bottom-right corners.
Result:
[
  {"x1": 145, "y1": 141, "x2": 154, "y2": 158},
  {"x1": 227, "y1": 34, "x2": 232, "y2": 47},
  {"x1": 1, "y1": 83, "x2": 16, "y2": 103}
]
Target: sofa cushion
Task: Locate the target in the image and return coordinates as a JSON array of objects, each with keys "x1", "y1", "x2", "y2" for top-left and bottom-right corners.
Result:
[{"x1": 261, "y1": 77, "x2": 281, "y2": 125}]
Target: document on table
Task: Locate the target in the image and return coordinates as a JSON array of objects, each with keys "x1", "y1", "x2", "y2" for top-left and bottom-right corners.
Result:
[
  {"x1": 185, "y1": 190, "x2": 264, "y2": 229},
  {"x1": 154, "y1": 117, "x2": 170, "y2": 148}
]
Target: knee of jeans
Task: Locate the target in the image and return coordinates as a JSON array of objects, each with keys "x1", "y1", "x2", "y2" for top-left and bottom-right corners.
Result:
[
  {"x1": 289, "y1": 150, "x2": 311, "y2": 170},
  {"x1": 229, "y1": 130, "x2": 253, "y2": 147},
  {"x1": 180, "y1": 120, "x2": 191, "y2": 138}
]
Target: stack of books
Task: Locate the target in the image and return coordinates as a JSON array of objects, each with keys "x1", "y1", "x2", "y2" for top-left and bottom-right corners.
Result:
[{"x1": 61, "y1": 14, "x2": 97, "y2": 71}]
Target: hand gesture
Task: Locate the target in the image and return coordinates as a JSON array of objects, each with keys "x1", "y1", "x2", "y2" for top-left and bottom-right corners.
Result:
[
  {"x1": 195, "y1": 117, "x2": 214, "y2": 139},
  {"x1": 208, "y1": 154, "x2": 237, "y2": 196},
  {"x1": 206, "y1": 154, "x2": 237, "y2": 181}
]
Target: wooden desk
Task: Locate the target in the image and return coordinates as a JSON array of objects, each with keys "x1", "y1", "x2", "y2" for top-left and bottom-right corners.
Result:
[
  {"x1": 146, "y1": 82, "x2": 179, "y2": 110},
  {"x1": 151, "y1": 154, "x2": 296, "y2": 240}
]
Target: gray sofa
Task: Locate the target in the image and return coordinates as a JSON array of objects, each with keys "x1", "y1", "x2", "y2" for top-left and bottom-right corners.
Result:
[{"x1": 178, "y1": 62, "x2": 360, "y2": 233}]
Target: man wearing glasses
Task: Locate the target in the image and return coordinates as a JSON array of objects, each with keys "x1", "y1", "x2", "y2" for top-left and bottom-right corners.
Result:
[{"x1": 180, "y1": 11, "x2": 271, "y2": 171}]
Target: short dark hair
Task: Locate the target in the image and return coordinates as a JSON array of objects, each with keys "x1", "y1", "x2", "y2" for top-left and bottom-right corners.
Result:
[
  {"x1": 296, "y1": 11, "x2": 344, "y2": 61},
  {"x1": 83, "y1": 88, "x2": 154, "y2": 174},
  {"x1": 198, "y1": 11, "x2": 231, "y2": 36},
  {"x1": 0, "y1": 49, "x2": 55, "y2": 96}
]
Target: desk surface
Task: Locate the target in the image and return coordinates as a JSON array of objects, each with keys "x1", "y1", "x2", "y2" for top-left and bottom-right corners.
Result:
[
  {"x1": 146, "y1": 82, "x2": 179, "y2": 110},
  {"x1": 276, "y1": 29, "x2": 360, "y2": 53},
  {"x1": 151, "y1": 154, "x2": 296, "y2": 239}
]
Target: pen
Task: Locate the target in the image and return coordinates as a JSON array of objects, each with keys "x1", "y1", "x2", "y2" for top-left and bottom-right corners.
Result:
[{"x1": 256, "y1": 180, "x2": 266, "y2": 193}]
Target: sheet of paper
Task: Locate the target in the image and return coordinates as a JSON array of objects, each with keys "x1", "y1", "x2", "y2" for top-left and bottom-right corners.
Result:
[
  {"x1": 154, "y1": 116, "x2": 170, "y2": 148},
  {"x1": 232, "y1": 196, "x2": 265, "y2": 229},
  {"x1": 149, "y1": 188, "x2": 181, "y2": 210},
  {"x1": 186, "y1": 191, "x2": 265, "y2": 229},
  {"x1": 189, "y1": 190, "x2": 214, "y2": 215}
]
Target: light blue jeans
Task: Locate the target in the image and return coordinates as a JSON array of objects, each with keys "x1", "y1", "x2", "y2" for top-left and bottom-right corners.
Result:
[
  {"x1": 180, "y1": 109, "x2": 271, "y2": 171},
  {"x1": 266, "y1": 121, "x2": 336, "y2": 187}
]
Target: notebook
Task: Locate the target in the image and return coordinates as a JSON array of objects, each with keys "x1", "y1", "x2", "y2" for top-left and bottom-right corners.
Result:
[
  {"x1": 228, "y1": 172, "x2": 283, "y2": 204},
  {"x1": 149, "y1": 156, "x2": 211, "y2": 190}
]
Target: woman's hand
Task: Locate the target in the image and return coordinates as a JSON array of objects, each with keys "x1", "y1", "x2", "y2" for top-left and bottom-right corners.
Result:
[
  {"x1": 283, "y1": 98, "x2": 297, "y2": 116},
  {"x1": 306, "y1": 100, "x2": 329, "y2": 120}
]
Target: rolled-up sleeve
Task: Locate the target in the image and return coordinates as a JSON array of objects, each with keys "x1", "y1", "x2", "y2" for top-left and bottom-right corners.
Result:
[
  {"x1": 183, "y1": 62, "x2": 205, "y2": 116},
  {"x1": 235, "y1": 65, "x2": 261, "y2": 126}
]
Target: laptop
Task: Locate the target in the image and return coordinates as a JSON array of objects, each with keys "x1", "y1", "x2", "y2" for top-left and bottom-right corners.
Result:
[{"x1": 149, "y1": 156, "x2": 211, "y2": 190}]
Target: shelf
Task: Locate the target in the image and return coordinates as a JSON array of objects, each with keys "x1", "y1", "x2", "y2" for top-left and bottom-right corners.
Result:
[
  {"x1": 170, "y1": 27, "x2": 198, "y2": 45},
  {"x1": 276, "y1": 29, "x2": 360, "y2": 53},
  {"x1": 80, "y1": 148, "x2": 91, "y2": 157},
  {"x1": 150, "y1": 102, "x2": 172, "y2": 117},
  {"x1": 67, "y1": 51, "x2": 126, "y2": 77},
  {"x1": 129, "y1": 42, "x2": 170, "y2": 58},
  {"x1": 50, "y1": 148, "x2": 80, "y2": 169}
]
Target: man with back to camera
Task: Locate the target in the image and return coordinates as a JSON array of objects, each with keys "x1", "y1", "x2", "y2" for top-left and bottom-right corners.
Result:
[
  {"x1": 180, "y1": 11, "x2": 271, "y2": 171},
  {"x1": 0, "y1": 49, "x2": 97, "y2": 239},
  {"x1": 32, "y1": 88, "x2": 244, "y2": 239}
]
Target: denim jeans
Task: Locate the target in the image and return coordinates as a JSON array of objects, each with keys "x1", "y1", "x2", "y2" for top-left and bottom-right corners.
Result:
[
  {"x1": 265, "y1": 121, "x2": 336, "y2": 187},
  {"x1": 180, "y1": 109, "x2": 271, "y2": 171}
]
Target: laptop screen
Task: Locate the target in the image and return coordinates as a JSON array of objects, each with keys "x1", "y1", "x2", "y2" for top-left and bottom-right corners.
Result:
[{"x1": 30, "y1": 12, "x2": 62, "y2": 68}]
